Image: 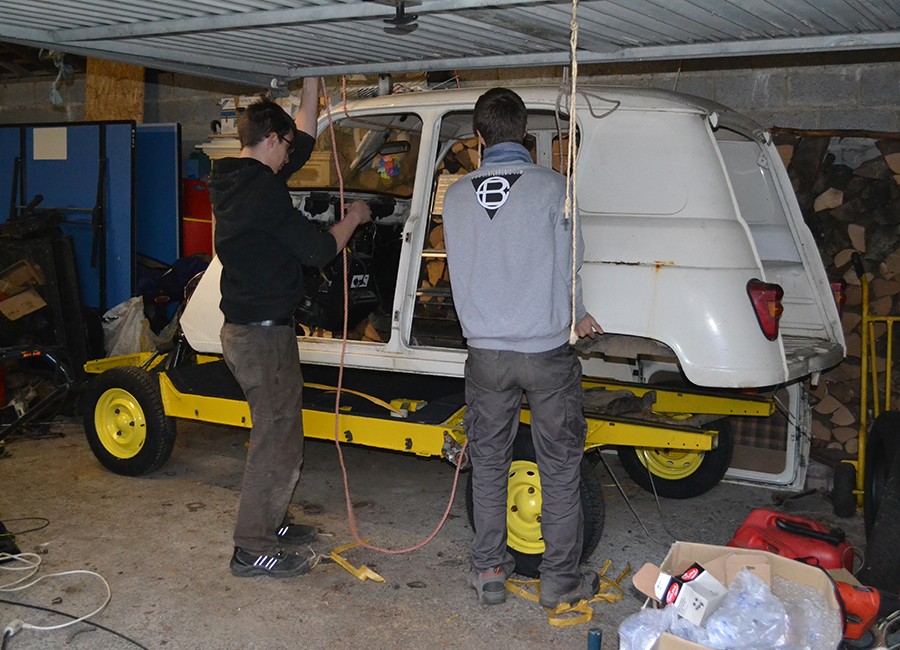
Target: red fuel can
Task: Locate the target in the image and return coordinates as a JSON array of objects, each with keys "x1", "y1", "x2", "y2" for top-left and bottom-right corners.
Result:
[{"x1": 727, "y1": 508, "x2": 853, "y2": 570}]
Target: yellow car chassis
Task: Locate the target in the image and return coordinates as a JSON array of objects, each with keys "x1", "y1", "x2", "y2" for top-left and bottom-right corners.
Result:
[{"x1": 84, "y1": 351, "x2": 772, "y2": 466}]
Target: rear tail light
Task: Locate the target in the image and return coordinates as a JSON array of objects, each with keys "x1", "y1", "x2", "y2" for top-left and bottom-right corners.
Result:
[
  {"x1": 747, "y1": 279, "x2": 784, "y2": 341},
  {"x1": 830, "y1": 279, "x2": 845, "y2": 318}
]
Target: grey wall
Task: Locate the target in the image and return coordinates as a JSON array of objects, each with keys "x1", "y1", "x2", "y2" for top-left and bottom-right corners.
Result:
[
  {"x1": 583, "y1": 60, "x2": 900, "y2": 133},
  {"x1": 0, "y1": 70, "x2": 258, "y2": 162},
  {"x1": 0, "y1": 51, "x2": 898, "y2": 164}
]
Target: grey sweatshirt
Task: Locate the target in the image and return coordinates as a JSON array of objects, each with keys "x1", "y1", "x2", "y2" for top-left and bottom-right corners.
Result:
[{"x1": 442, "y1": 142, "x2": 586, "y2": 353}]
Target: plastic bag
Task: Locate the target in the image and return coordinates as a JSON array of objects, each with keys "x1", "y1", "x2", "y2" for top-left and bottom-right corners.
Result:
[
  {"x1": 669, "y1": 614, "x2": 713, "y2": 646},
  {"x1": 773, "y1": 575, "x2": 843, "y2": 649},
  {"x1": 618, "y1": 606, "x2": 678, "y2": 650},
  {"x1": 704, "y1": 568, "x2": 787, "y2": 649},
  {"x1": 102, "y1": 296, "x2": 160, "y2": 357}
]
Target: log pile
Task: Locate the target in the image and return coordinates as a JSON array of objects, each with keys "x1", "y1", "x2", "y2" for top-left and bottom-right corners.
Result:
[{"x1": 774, "y1": 132, "x2": 900, "y2": 459}]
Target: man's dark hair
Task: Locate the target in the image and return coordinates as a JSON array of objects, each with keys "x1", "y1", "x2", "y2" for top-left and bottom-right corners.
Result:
[
  {"x1": 473, "y1": 87, "x2": 527, "y2": 148},
  {"x1": 237, "y1": 97, "x2": 295, "y2": 148}
]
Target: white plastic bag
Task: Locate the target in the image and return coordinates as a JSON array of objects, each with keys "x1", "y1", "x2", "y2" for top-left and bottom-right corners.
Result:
[
  {"x1": 618, "y1": 606, "x2": 678, "y2": 650},
  {"x1": 704, "y1": 568, "x2": 787, "y2": 649},
  {"x1": 102, "y1": 296, "x2": 160, "y2": 357}
]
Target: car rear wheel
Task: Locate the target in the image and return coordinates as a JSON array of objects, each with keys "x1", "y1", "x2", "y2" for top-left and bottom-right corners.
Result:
[{"x1": 616, "y1": 419, "x2": 733, "y2": 499}]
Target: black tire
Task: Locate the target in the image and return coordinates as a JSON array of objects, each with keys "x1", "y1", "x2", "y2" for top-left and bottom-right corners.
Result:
[
  {"x1": 831, "y1": 461, "x2": 857, "y2": 518},
  {"x1": 616, "y1": 419, "x2": 733, "y2": 499},
  {"x1": 82, "y1": 366, "x2": 176, "y2": 476},
  {"x1": 858, "y1": 449, "x2": 900, "y2": 592},
  {"x1": 465, "y1": 428, "x2": 605, "y2": 579},
  {"x1": 864, "y1": 411, "x2": 900, "y2": 537}
]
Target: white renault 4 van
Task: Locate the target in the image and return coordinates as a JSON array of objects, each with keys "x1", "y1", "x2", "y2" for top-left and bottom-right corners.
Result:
[{"x1": 183, "y1": 85, "x2": 844, "y2": 390}]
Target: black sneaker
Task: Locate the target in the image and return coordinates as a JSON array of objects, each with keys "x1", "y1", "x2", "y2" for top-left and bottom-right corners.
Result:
[
  {"x1": 230, "y1": 547, "x2": 315, "y2": 578},
  {"x1": 276, "y1": 523, "x2": 318, "y2": 546}
]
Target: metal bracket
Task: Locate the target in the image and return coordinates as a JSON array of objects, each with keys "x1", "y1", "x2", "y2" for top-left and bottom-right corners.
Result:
[{"x1": 442, "y1": 431, "x2": 469, "y2": 469}]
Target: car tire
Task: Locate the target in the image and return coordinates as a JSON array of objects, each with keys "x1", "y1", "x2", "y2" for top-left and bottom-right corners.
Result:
[
  {"x1": 83, "y1": 366, "x2": 176, "y2": 476},
  {"x1": 831, "y1": 461, "x2": 857, "y2": 518},
  {"x1": 616, "y1": 419, "x2": 733, "y2": 499},
  {"x1": 858, "y1": 450, "x2": 900, "y2": 592},
  {"x1": 864, "y1": 411, "x2": 900, "y2": 537},
  {"x1": 465, "y1": 428, "x2": 605, "y2": 578}
]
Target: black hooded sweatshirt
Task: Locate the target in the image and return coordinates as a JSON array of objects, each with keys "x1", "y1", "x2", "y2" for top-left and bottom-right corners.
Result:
[{"x1": 208, "y1": 131, "x2": 337, "y2": 324}]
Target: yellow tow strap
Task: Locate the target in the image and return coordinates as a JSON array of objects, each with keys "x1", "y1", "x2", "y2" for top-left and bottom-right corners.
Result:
[
  {"x1": 329, "y1": 540, "x2": 386, "y2": 583},
  {"x1": 507, "y1": 560, "x2": 632, "y2": 627},
  {"x1": 304, "y1": 382, "x2": 404, "y2": 416}
]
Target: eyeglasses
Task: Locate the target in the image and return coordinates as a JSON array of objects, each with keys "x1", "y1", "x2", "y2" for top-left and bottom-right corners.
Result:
[{"x1": 276, "y1": 132, "x2": 295, "y2": 155}]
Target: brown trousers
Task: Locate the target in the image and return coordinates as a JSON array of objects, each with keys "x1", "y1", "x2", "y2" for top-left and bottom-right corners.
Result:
[{"x1": 221, "y1": 322, "x2": 304, "y2": 554}]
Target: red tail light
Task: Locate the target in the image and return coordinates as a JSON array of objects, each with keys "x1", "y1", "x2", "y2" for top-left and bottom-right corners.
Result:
[
  {"x1": 747, "y1": 279, "x2": 784, "y2": 341},
  {"x1": 830, "y1": 279, "x2": 845, "y2": 318}
]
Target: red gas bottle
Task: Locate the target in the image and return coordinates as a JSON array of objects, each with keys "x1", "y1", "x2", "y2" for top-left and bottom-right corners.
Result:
[{"x1": 727, "y1": 508, "x2": 853, "y2": 570}]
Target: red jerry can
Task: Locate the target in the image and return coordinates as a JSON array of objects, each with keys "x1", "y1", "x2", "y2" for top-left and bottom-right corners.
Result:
[{"x1": 727, "y1": 508, "x2": 853, "y2": 570}]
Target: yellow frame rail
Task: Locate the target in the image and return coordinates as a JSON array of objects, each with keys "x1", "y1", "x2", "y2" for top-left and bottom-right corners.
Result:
[{"x1": 87, "y1": 354, "x2": 776, "y2": 459}]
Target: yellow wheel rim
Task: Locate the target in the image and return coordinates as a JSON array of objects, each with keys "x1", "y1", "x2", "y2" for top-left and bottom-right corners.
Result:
[
  {"x1": 507, "y1": 460, "x2": 545, "y2": 555},
  {"x1": 636, "y1": 447, "x2": 704, "y2": 480},
  {"x1": 94, "y1": 387, "x2": 147, "y2": 459}
]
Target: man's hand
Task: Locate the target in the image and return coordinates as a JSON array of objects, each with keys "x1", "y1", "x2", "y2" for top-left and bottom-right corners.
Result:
[
  {"x1": 345, "y1": 199, "x2": 372, "y2": 226},
  {"x1": 329, "y1": 200, "x2": 372, "y2": 252},
  {"x1": 575, "y1": 313, "x2": 603, "y2": 339}
]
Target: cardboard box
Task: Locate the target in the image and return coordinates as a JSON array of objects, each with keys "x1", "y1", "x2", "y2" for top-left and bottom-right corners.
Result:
[
  {"x1": 0, "y1": 259, "x2": 44, "y2": 299},
  {"x1": 634, "y1": 542, "x2": 842, "y2": 650},
  {"x1": 288, "y1": 151, "x2": 335, "y2": 188},
  {"x1": 218, "y1": 95, "x2": 297, "y2": 134},
  {"x1": 650, "y1": 562, "x2": 727, "y2": 626},
  {"x1": 0, "y1": 287, "x2": 47, "y2": 320}
]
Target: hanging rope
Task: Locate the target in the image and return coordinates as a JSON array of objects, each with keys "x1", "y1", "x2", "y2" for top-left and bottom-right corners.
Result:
[
  {"x1": 319, "y1": 76, "x2": 467, "y2": 557},
  {"x1": 566, "y1": 0, "x2": 581, "y2": 345}
]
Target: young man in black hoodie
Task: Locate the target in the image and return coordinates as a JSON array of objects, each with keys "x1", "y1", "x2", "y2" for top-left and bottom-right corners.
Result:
[{"x1": 208, "y1": 78, "x2": 371, "y2": 578}]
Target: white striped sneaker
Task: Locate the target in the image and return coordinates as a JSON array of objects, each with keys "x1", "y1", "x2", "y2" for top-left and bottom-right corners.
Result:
[
  {"x1": 276, "y1": 523, "x2": 318, "y2": 546},
  {"x1": 230, "y1": 547, "x2": 315, "y2": 578}
]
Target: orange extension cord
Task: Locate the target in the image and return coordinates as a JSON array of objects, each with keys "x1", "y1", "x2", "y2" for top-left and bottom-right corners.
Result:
[{"x1": 319, "y1": 76, "x2": 467, "y2": 555}]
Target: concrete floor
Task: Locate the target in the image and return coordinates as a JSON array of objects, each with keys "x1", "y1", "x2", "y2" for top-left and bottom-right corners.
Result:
[{"x1": 0, "y1": 417, "x2": 861, "y2": 650}]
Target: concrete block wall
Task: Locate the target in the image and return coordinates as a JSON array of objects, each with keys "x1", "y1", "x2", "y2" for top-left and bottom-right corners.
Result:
[
  {"x1": 645, "y1": 63, "x2": 899, "y2": 132},
  {"x1": 0, "y1": 71, "x2": 257, "y2": 161},
  {"x1": 143, "y1": 71, "x2": 259, "y2": 162},
  {"x1": 0, "y1": 74, "x2": 86, "y2": 123},
  {"x1": 462, "y1": 57, "x2": 899, "y2": 134},
  {"x1": 0, "y1": 54, "x2": 897, "y2": 161}
]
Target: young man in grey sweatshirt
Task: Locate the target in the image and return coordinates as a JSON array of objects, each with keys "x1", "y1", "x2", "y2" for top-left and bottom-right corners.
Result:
[{"x1": 442, "y1": 87, "x2": 602, "y2": 609}]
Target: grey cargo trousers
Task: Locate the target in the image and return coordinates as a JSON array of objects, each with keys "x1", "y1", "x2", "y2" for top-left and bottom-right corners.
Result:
[
  {"x1": 221, "y1": 322, "x2": 304, "y2": 555},
  {"x1": 464, "y1": 343, "x2": 587, "y2": 595}
]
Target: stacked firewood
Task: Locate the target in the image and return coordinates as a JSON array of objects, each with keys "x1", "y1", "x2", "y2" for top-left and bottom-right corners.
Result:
[{"x1": 774, "y1": 132, "x2": 900, "y2": 459}]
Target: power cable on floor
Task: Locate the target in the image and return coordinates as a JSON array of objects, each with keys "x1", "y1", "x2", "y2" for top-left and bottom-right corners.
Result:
[
  {"x1": 0, "y1": 596, "x2": 147, "y2": 650},
  {"x1": 0, "y1": 552, "x2": 114, "y2": 645},
  {"x1": 597, "y1": 453, "x2": 672, "y2": 547},
  {"x1": 2, "y1": 519, "x2": 50, "y2": 537}
]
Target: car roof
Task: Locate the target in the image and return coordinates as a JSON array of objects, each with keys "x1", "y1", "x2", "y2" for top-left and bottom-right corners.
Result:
[{"x1": 331, "y1": 84, "x2": 765, "y2": 141}]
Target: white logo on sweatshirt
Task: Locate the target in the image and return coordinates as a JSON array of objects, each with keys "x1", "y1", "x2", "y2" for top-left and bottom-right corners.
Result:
[{"x1": 471, "y1": 173, "x2": 522, "y2": 219}]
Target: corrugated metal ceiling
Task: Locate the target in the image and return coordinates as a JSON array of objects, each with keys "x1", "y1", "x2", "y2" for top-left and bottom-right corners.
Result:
[{"x1": 0, "y1": 0, "x2": 898, "y2": 87}]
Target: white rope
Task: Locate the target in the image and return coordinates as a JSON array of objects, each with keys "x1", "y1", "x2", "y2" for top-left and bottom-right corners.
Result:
[{"x1": 566, "y1": 0, "x2": 580, "y2": 345}]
